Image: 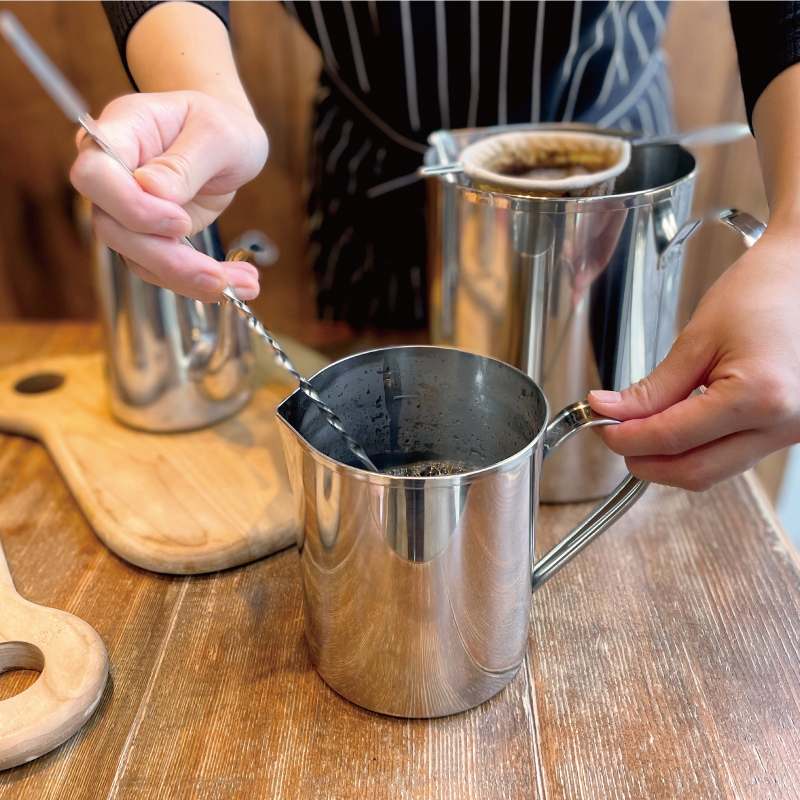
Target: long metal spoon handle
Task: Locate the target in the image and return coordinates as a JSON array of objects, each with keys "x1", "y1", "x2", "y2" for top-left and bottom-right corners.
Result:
[
  {"x1": 630, "y1": 122, "x2": 750, "y2": 148},
  {"x1": 220, "y1": 285, "x2": 378, "y2": 473},
  {"x1": 76, "y1": 113, "x2": 198, "y2": 253}
]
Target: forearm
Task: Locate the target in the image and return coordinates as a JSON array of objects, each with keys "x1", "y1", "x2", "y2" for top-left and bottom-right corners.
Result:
[
  {"x1": 125, "y1": 1, "x2": 253, "y2": 114},
  {"x1": 752, "y1": 62, "x2": 800, "y2": 229}
]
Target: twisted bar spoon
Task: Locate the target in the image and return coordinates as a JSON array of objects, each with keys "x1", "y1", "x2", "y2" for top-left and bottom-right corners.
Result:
[{"x1": 223, "y1": 252, "x2": 378, "y2": 472}]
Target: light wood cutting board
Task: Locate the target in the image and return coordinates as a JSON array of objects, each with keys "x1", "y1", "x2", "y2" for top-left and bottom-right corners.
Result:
[
  {"x1": 0, "y1": 338, "x2": 328, "y2": 575},
  {"x1": 0, "y1": 538, "x2": 108, "y2": 771}
]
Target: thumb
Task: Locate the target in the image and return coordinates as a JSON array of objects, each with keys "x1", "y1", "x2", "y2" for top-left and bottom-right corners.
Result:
[
  {"x1": 132, "y1": 94, "x2": 268, "y2": 206},
  {"x1": 588, "y1": 325, "x2": 713, "y2": 421},
  {"x1": 132, "y1": 117, "x2": 235, "y2": 205}
]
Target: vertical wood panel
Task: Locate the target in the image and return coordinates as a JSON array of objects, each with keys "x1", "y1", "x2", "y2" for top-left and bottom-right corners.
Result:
[{"x1": 0, "y1": 1, "x2": 321, "y2": 335}]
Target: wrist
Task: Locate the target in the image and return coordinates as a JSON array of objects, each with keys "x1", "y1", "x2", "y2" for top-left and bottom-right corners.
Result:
[
  {"x1": 126, "y1": 2, "x2": 254, "y2": 116},
  {"x1": 181, "y1": 83, "x2": 255, "y2": 118}
]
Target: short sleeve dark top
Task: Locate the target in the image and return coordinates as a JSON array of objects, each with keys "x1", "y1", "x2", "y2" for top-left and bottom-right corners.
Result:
[{"x1": 103, "y1": 1, "x2": 800, "y2": 128}]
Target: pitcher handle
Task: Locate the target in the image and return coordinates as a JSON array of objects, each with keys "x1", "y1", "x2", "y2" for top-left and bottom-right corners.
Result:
[
  {"x1": 530, "y1": 210, "x2": 767, "y2": 591},
  {"x1": 531, "y1": 401, "x2": 649, "y2": 591},
  {"x1": 717, "y1": 209, "x2": 767, "y2": 246}
]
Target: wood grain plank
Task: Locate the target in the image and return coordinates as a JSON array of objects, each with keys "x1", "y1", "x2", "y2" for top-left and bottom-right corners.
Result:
[
  {"x1": 530, "y1": 483, "x2": 800, "y2": 799},
  {"x1": 0, "y1": 323, "x2": 102, "y2": 365},
  {"x1": 0, "y1": 436, "x2": 186, "y2": 798},
  {"x1": 1, "y1": 325, "x2": 800, "y2": 798},
  {"x1": 105, "y1": 548, "x2": 542, "y2": 800}
]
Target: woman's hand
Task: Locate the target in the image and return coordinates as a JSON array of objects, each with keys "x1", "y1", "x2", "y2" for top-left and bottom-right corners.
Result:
[
  {"x1": 588, "y1": 224, "x2": 800, "y2": 490},
  {"x1": 70, "y1": 90, "x2": 268, "y2": 302}
]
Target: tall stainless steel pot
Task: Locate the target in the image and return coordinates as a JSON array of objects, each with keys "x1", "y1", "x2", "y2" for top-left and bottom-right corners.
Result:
[{"x1": 425, "y1": 125, "x2": 699, "y2": 502}]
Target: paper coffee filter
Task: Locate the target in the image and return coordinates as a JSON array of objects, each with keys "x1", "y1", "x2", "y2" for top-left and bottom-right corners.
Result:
[{"x1": 460, "y1": 130, "x2": 631, "y2": 197}]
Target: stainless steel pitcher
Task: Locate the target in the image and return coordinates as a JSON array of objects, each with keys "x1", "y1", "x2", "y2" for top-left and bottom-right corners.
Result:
[
  {"x1": 425, "y1": 124, "x2": 746, "y2": 502},
  {"x1": 277, "y1": 346, "x2": 647, "y2": 718},
  {"x1": 93, "y1": 228, "x2": 254, "y2": 432}
]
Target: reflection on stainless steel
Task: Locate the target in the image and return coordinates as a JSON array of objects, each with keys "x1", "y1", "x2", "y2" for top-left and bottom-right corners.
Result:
[
  {"x1": 277, "y1": 346, "x2": 645, "y2": 718},
  {"x1": 427, "y1": 126, "x2": 700, "y2": 502},
  {"x1": 94, "y1": 230, "x2": 254, "y2": 432}
]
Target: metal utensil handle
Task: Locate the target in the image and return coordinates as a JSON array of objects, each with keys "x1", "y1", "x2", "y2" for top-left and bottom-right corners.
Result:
[
  {"x1": 631, "y1": 122, "x2": 751, "y2": 149},
  {"x1": 531, "y1": 401, "x2": 649, "y2": 591},
  {"x1": 717, "y1": 209, "x2": 767, "y2": 248},
  {"x1": 418, "y1": 162, "x2": 465, "y2": 177}
]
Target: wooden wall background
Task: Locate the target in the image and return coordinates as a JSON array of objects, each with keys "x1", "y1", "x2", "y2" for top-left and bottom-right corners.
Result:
[
  {"x1": 0, "y1": 1, "x2": 321, "y2": 338},
  {"x1": 0, "y1": 1, "x2": 783, "y2": 498}
]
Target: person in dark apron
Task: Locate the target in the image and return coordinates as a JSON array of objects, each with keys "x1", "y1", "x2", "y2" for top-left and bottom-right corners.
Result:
[
  {"x1": 104, "y1": 0, "x2": 673, "y2": 329},
  {"x1": 73, "y1": 1, "x2": 800, "y2": 491}
]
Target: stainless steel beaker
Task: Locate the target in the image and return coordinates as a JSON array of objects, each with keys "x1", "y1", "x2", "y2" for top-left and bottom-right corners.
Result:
[
  {"x1": 426, "y1": 125, "x2": 700, "y2": 501},
  {"x1": 277, "y1": 346, "x2": 646, "y2": 718},
  {"x1": 93, "y1": 228, "x2": 254, "y2": 432}
]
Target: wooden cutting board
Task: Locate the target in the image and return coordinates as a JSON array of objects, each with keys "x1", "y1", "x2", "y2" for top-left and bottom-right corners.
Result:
[
  {"x1": 0, "y1": 338, "x2": 328, "y2": 575},
  {"x1": 0, "y1": 538, "x2": 108, "y2": 771}
]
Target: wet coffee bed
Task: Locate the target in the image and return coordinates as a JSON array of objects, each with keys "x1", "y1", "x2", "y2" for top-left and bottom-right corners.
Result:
[{"x1": 374, "y1": 457, "x2": 472, "y2": 477}]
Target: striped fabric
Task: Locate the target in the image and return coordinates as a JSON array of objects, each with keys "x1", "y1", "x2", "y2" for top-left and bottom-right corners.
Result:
[
  {"x1": 287, "y1": 1, "x2": 672, "y2": 141},
  {"x1": 102, "y1": 0, "x2": 675, "y2": 329},
  {"x1": 286, "y1": 1, "x2": 673, "y2": 328}
]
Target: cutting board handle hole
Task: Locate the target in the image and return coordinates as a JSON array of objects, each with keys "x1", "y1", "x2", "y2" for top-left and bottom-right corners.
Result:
[
  {"x1": 14, "y1": 373, "x2": 65, "y2": 394},
  {"x1": 0, "y1": 642, "x2": 43, "y2": 701}
]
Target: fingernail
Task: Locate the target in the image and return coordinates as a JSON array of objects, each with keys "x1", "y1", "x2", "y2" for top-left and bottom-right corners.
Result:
[
  {"x1": 233, "y1": 280, "x2": 259, "y2": 300},
  {"x1": 589, "y1": 390, "x2": 622, "y2": 404},
  {"x1": 197, "y1": 273, "x2": 226, "y2": 292},
  {"x1": 158, "y1": 217, "x2": 189, "y2": 237}
]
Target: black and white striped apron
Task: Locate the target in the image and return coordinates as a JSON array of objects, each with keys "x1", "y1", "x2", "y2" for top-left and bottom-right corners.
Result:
[{"x1": 285, "y1": 0, "x2": 673, "y2": 329}]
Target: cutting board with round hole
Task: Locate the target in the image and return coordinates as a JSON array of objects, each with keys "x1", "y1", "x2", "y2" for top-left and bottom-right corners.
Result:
[
  {"x1": 0, "y1": 538, "x2": 108, "y2": 771},
  {"x1": 0, "y1": 338, "x2": 328, "y2": 575}
]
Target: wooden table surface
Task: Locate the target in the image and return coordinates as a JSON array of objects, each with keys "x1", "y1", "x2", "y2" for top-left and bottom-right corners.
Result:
[{"x1": 1, "y1": 323, "x2": 799, "y2": 800}]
